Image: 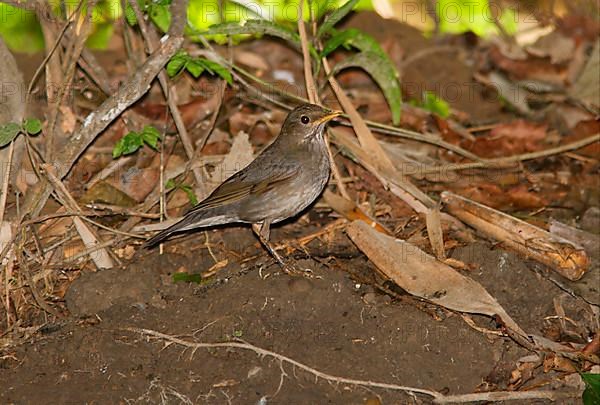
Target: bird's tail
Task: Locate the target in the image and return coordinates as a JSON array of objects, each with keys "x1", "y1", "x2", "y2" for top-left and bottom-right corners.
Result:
[{"x1": 144, "y1": 209, "x2": 230, "y2": 248}]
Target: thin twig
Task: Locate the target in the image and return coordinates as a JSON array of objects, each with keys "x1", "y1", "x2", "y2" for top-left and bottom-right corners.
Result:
[
  {"x1": 0, "y1": 141, "x2": 15, "y2": 226},
  {"x1": 297, "y1": 3, "x2": 318, "y2": 104}
]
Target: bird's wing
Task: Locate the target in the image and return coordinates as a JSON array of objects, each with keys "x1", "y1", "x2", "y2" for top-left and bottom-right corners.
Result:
[{"x1": 186, "y1": 164, "x2": 300, "y2": 214}]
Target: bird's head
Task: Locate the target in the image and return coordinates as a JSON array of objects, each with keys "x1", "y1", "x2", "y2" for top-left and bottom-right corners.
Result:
[{"x1": 279, "y1": 103, "x2": 341, "y2": 145}]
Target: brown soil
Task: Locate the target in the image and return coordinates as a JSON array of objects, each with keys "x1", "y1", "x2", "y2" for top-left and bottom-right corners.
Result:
[{"x1": 1, "y1": 222, "x2": 587, "y2": 404}]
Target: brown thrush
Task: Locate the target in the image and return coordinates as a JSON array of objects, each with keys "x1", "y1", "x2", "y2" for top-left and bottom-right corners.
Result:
[{"x1": 145, "y1": 103, "x2": 341, "y2": 273}]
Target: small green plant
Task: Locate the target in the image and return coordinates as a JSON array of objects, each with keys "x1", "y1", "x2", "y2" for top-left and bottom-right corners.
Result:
[
  {"x1": 582, "y1": 372, "x2": 600, "y2": 405},
  {"x1": 0, "y1": 118, "x2": 42, "y2": 147},
  {"x1": 112, "y1": 125, "x2": 161, "y2": 158},
  {"x1": 166, "y1": 50, "x2": 232, "y2": 84},
  {"x1": 172, "y1": 272, "x2": 203, "y2": 283},
  {"x1": 411, "y1": 91, "x2": 450, "y2": 118},
  {"x1": 125, "y1": 0, "x2": 171, "y2": 32},
  {"x1": 165, "y1": 178, "x2": 198, "y2": 205}
]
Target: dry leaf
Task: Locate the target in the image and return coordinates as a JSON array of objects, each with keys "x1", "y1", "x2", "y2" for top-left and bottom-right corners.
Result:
[
  {"x1": 346, "y1": 220, "x2": 527, "y2": 338},
  {"x1": 200, "y1": 131, "x2": 254, "y2": 199}
]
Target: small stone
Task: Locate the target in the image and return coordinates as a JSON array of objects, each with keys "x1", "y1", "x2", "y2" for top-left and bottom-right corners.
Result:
[
  {"x1": 362, "y1": 292, "x2": 378, "y2": 305},
  {"x1": 247, "y1": 366, "x2": 262, "y2": 379}
]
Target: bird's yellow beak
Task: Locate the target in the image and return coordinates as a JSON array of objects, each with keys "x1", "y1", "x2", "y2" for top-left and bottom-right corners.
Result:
[{"x1": 316, "y1": 110, "x2": 342, "y2": 125}]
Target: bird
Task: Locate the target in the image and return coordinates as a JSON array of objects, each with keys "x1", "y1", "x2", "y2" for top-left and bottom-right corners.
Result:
[{"x1": 145, "y1": 103, "x2": 341, "y2": 274}]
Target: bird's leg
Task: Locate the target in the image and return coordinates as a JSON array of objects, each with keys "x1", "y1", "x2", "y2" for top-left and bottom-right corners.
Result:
[{"x1": 252, "y1": 221, "x2": 309, "y2": 277}]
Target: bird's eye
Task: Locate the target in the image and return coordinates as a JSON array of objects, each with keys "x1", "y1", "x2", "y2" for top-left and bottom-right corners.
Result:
[{"x1": 300, "y1": 115, "x2": 310, "y2": 124}]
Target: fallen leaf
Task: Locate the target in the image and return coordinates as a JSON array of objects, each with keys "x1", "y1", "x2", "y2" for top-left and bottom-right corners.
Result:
[
  {"x1": 569, "y1": 40, "x2": 599, "y2": 111},
  {"x1": 346, "y1": 220, "x2": 527, "y2": 338},
  {"x1": 526, "y1": 30, "x2": 576, "y2": 64},
  {"x1": 467, "y1": 120, "x2": 547, "y2": 158},
  {"x1": 201, "y1": 131, "x2": 254, "y2": 199}
]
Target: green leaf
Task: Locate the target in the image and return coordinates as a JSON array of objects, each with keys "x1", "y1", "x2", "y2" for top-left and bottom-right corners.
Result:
[
  {"x1": 179, "y1": 184, "x2": 198, "y2": 205},
  {"x1": 141, "y1": 126, "x2": 161, "y2": 150},
  {"x1": 0, "y1": 122, "x2": 21, "y2": 147},
  {"x1": 23, "y1": 118, "x2": 42, "y2": 135},
  {"x1": 321, "y1": 28, "x2": 385, "y2": 58},
  {"x1": 317, "y1": 0, "x2": 359, "y2": 38},
  {"x1": 197, "y1": 19, "x2": 318, "y2": 58},
  {"x1": 86, "y1": 22, "x2": 115, "y2": 49},
  {"x1": 202, "y1": 19, "x2": 298, "y2": 43},
  {"x1": 166, "y1": 51, "x2": 189, "y2": 77},
  {"x1": 113, "y1": 131, "x2": 144, "y2": 158},
  {"x1": 124, "y1": 1, "x2": 138, "y2": 25},
  {"x1": 582, "y1": 373, "x2": 600, "y2": 405},
  {"x1": 421, "y1": 91, "x2": 450, "y2": 118},
  {"x1": 164, "y1": 179, "x2": 198, "y2": 205},
  {"x1": 167, "y1": 51, "x2": 232, "y2": 84},
  {"x1": 165, "y1": 178, "x2": 176, "y2": 189},
  {"x1": 0, "y1": 4, "x2": 45, "y2": 53},
  {"x1": 185, "y1": 59, "x2": 205, "y2": 78},
  {"x1": 172, "y1": 273, "x2": 202, "y2": 283},
  {"x1": 201, "y1": 59, "x2": 233, "y2": 84},
  {"x1": 331, "y1": 51, "x2": 402, "y2": 125},
  {"x1": 149, "y1": 3, "x2": 171, "y2": 33}
]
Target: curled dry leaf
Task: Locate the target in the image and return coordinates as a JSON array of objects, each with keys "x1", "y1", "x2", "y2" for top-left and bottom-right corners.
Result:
[
  {"x1": 441, "y1": 191, "x2": 590, "y2": 281},
  {"x1": 346, "y1": 220, "x2": 527, "y2": 339}
]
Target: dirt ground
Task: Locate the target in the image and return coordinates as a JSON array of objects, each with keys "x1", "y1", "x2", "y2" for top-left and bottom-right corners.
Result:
[
  {"x1": 0, "y1": 222, "x2": 591, "y2": 404},
  {"x1": 0, "y1": 9, "x2": 597, "y2": 405}
]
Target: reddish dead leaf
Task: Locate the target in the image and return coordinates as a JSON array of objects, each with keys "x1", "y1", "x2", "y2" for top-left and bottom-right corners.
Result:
[
  {"x1": 456, "y1": 183, "x2": 504, "y2": 208},
  {"x1": 557, "y1": 15, "x2": 600, "y2": 43},
  {"x1": 454, "y1": 182, "x2": 547, "y2": 211},
  {"x1": 504, "y1": 184, "x2": 548, "y2": 210},
  {"x1": 563, "y1": 119, "x2": 600, "y2": 158},
  {"x1": 234, "y1": 50, "x2": 269, "y2": 71},
  {"x1": 489, "y1": 45, "x2": 568, "y2": 86},
  {"x1": 110, "y1": 166, "x2": 159, "y2": 202},
  {"x1": 466, "y1": 120, "x2": 548, "y2": 158},
  {"x1": 201, "y1": 140, "x2": 230, "y2": 155}
]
